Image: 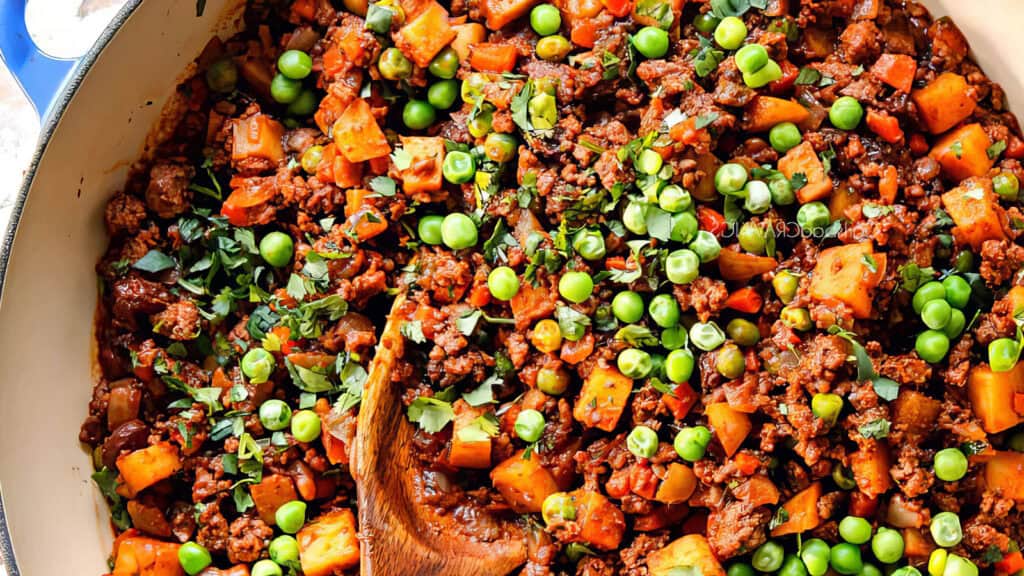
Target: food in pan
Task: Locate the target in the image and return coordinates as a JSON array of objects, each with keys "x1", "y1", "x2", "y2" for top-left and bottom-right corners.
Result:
[{"x1": 82, "y1": 0, "x2": 1024, "y2": 574}]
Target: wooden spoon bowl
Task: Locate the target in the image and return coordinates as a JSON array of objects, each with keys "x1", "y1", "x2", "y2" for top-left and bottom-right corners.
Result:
[{"x1": 352, "y1": 295, "x2": 528, "y2": 576}]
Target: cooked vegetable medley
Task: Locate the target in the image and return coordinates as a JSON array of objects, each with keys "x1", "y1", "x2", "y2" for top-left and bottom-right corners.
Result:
[{"x1": 83, "y1": 0, "x2": 1024, "y2": 574}]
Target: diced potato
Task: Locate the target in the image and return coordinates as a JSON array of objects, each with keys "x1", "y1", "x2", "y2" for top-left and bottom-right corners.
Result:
[
  {"x1": 298, "y1": 509, "x2": 360, "y2": 576},
  {"x1": 744, "y1": 97, "x2": 810, "y2": 132},
  {"x1": 891, "y1": 390, "x2": 942, "y2": 441},
  {"x1": 941, "y1": 177, "x2": 1007, "y2": 250},
  {"x1": 491, "y1": 450, "x2": 559, "y2": 513},
  {"x1": 231, "y1": 114, "x2": 284, "y2": 164},
  {"x1": 566, "y1": 490, "x2": 626, "y2": 550},
  {"x1": 116, "y1": 443, "x2": 182, "y2": 496},
  {"x1": 984, "y1": 451, "x2": 1024, "y2": 500},
  {"x1": 808, "y1": 242, "x2": 885, "y2": 319},
  {"x1": 770, "y1": 482, "x2": 822, "y2": 537},
  {"x1": 398, "y1": 136, "x2": 445, "y2": 196},
  {"x1": 394, "y1": 2, "x2": 456, "y2": 67},
  {"x1": 451, "y1": 22, "x2": 486, "y2": 61},
  {"x1": 912, "y1": 72, "x2": 976, "y2": 134},
  {"x1": 111, "y1": 536, "x2": 183, "y2": 576},
  {"x1": 655, "y1": 463, "x2": 697, "y2": 504},
  {"x1": 648, "y1": 534, "x2": 727, "y2": 576},
  {"x1": 968, "y1": 361, "x2": 1024, "y2": 434},
  {"x1": 574, "y1": 364, "x2": 634, "y2": 432},
  {"x1": 448, "y1": 399, "x2": 493, "y2": 469},
  {"x1": 333, "y1": 98, "x2": 391, "y2": 163},
  {"x1": 850, "y1": 440, "x2": 893, "y2": 497},
  {"x1": 930, "y1": 123, "x2": 994, "y2": 182},
  {"x1": 778, "y1": 141, "x2": 833, "y2": 203},
  {"x1": 250, "y1": 474, "x2": 299, "y2": 525},
  {"x1": 706, "y1": 403, "x2": 750, "y2": 457},
  {"x1": 479, "y1": 0, "x2": 539, "y2": 30},
  {"x1": 731, "y1": 475, "x2": 780, "y2": 507}
]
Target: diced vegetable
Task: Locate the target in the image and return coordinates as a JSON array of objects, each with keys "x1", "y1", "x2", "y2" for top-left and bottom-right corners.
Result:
[
  {"x1": 1006, "y1": 286, "x2": 1024, "y2": 316},
  {"x1": 564, "y1": 489, "x2": 626, "y2": 550},
  {"x1": 510, "y1": 279, "x2": 557, "y2": 330},
  {"x1": 829, "y1": 184, "x2": 861, "y2": 220},
  {"x1": 930, "y1": 123, "x2": 994, "y2": 182},
  {"x1": 111, "y1": 536, "x2": 183, "y2": 576},
  {"x1": 866, "y1": 109, "x2": 904, "y2": 143},
  {"x1": 333, "y1": 98, "x2": 391, "y2": 163},
  {"x1": 717, "y1": 248, "x2": 778, "y2": 282},
  {"x1": 490, "y1": 450, "x2": 560, "y2": 512},
  {"x1": 126, "y1": 500, "x2": 172, "y2": 538},
  {"x1": 870, "y1": 53, "x2": 916, "y2": 93},
  {"x1": 661, "y1": 381, "x2": 698, "y2": 420},
  {"x1": 984, "y1": 451, "x2": 1024, "y2": 500},
  {"x1": 250, "y1": 474, "x2": 300, "y2": 525},
  {"x1": 941, "y1": 177, "x2": 1007, "y2": 250},
  {"x1": 231, "y1": 114, "x2": 285, "y2": 164},
  {"x1": 655, "y1": 463, "x2": 697, "y2": 504},
  {"x1": 770, "y1": 481, "x2": 822, "y2": 537},
  {"x1": 574, "y1": 364, "x2": 634, "y2": 432},
  {"x1": 314, "y1": 93, "x2": 348, "y2": 135},
  {"x1": 902, "y1": 527, "x2": 934, "y2": 561},
  {"x1": 892, "y1": 389, "x2": 942, "y2": 441},
  {"x1": 448, "y1": 399, "x2": 493, "y2": 469},
  {"x1": 479, "y1": 0, "x2": 539, "y2": 30},
  {"x1": 850, "y1": 440, "x2": 893, "y2": 497},
  {"x1": 706, "y1": 403, "x2": 750, "y2": 457},
  {"x1": 344, "y1": 189, "x2": 389, "y2": 242},
  {"x1": 967, "y1": 361, "x2": 1024, "y2": 433},
  {"x1": 744, "y1": 97, "x2": 810, "y2": 132},
  {"x1": 221, "y1": 176, "x2": 277, "y2": 227},
  {"x1": 297, "y1": 509, "x2": 360, "y2": 576},
  {"x1": 116, "y1": 443, "x2": 182, "y2": 497},
  {"x1": 732, "y1": 474, "x2": 781, "y2": 507},
  {"x1": 779, "y1": 141, "x2": 833, "y2": 203},
  {"x1": 808, "y1": 242, "x2": 886, "y2": 319},
  {"x1": 451, "y1": 22, "x2": 486, "y2": 61},
  {"x1": 398, "y1": 136, "x2": 445, "y2": 195},
  {"x1": 647, "y1": 534, "x2": 727, "y2": 576},
  {"x1": 911, "y1": 72, "x2": 976, "y2": 134},
  {"x1": 879, "y1": 164, "x2": 899, "y2": 204},
  {"x1": 470, "y1": 43, "x2": 518, "y2": 73},
  {"x1": 394, "y1": 2, "x2": 456, "y2": 67}
]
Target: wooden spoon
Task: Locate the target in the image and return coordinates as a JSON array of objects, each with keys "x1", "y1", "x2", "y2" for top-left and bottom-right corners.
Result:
[{"x1": 353, "y1": 294, "x2": 528, "y2": 576}]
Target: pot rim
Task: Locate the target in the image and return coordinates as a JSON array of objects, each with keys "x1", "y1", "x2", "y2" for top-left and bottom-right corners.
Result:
[{"x1": 0, "y1": 1, "x2": 143, "y2": 573}]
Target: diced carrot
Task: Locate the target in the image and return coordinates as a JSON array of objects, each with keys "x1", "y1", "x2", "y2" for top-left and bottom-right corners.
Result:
[
  {"x1": 808, "y1": 242, "x2": 885, "y2": 319},
  {"x1": 866, "y1": 109, "x2": 904, "y2": 144},
  {"x1": 568, "y1": 489, "x2": 627, "y2": 550},
  {"x1": 734, "y1": 452, "x2": 761, "y2": 476},
  {"x1": 480, "y1": 0, "x2": 539, "y2": 30},
  {"x1": 333, "y1": 98, "x2": 391, "y2": 163},
  {"x1": 332, "y1": 153, "x2": 363, "y2": 189},
  {"x1": 655, "y1": 463, "x2": 697, "y2": 504},
  {"x1": 696, "y1": 206, "x2": 727, "y2": 236},
  {"x1": 769, "y1": 60, "x2": 799, "y2": 95},
  {"x1": 468, "y1": 283, "x2": 492, "y2": 308},
  {"x1": 394, "y1": 2, "x2": 456, "y2": 67},
  {"x1": 633, "y1": 504, "x2": 689, "y2": 532},
  {"x1": 941, "y1": 177, "x2": 1007, "y2": 250},
  {"x1": 470, "y1": 42, "x2": 518, "y2": 73},
  {"x1": 232, "y1": 114, "x2": 285, "y2": 164},
  {"x1": 398, "y1": 136, "x2": 445, "y2": 195},
  {"x1": 744, "y1": 96, "x2": 810, "y2": 132},
  {"x1": 343, "y1": 188, "x2": 388, "y2": 241},
  {"x1": 250, "y1": 475, "x2": 299, "y2": 525},
  {"x1": 668, "y1": 116, "x2": 712, "y2": 148},
  {"x1": 297, "y1": 509, "x2": 360, "y2": 576},
  {"x1": 116, "y1": 443, "x2": 182, "y2": 497},
  {"x1": 291, "y1": 0, "x2": 316, "y2": 21},
  {"x1": 732, "y1": 475, "x2": 780, "y2": 507},
  {"x1": 849, "y1": 492, "x2": 878, "y2": 518},
  {"x1": 930, "y1": 123, "x2": 994, "y2": 182},
  {"x1": 779, "y1": 141, "x2": 833, "y2": 203},
  {"x1": 314, "y1": 93, "x2": 349, "y2": 135},
  {"x1": 198, "y1": 565, "x2": 250, "y2": 576},
  {"x1": 111, "y1": 537, "x2": 183, "y2": 576},
  {"x1": 770, "y1": 482, "x2": 822, "y2": 537},
  {"x1": 221, "y1": 176, "x2": 277, "y2": 226},
  {"x1": 606, "y1": 0, "x2": 634, "y2": 17},
  {"x1": 912, "y1": 72, "x2": 976, "y2": 134},
  {"x1": 561, "y1": 332, "x2": 595, "y2": 364},
  {"x1": 985, "y1": 451, "x2": 1024, "y2": 500},
  {"x1": 717, "y1": 248, "x2": 778, "y2": 282},
  {"x1": 723, "y1": 287, "x2": 763, "y2": 313},
  {"x1": 850, "y1": 440, "x2": 893, "y2": 497},
  {"x1": 448, "y1": 400, "x2": 493, "y2": 469},
  {"x1": 661, "y1": 382, "x2": 698, "y2": 420},
  {"x1": 451, "y1": 22, "x2": 486, "y2": 61},
  {"x1": 968, "y1": 361, "x2": 1024, "y2": 433},
  {"x1": 996, "y1": 551, "x2": 1024, "y2": 574},
  {"x1": 648, "y1": 535, "x2": 727, "y2": 576},
  {"x1": 569, "y1": 19, "x2": 598, "y2": 48},
  {"x1": 903, "y1": 528, "x2": 934, "y2": 561},
  {"x1": 629, "y1": 464, "x2": 659, "y2": 499},
  {"x1": 491, "y1": 450, "x2": 560, "y2": 512},
  {"x1": 870, "y1": 54, "x2": 916, "y2": 93},
  {"x1": 706, "y1": 403, "x2": 750, "y2": 457},
  {"x1": 574, "y1": 364, "x2": 634, "y2": 432},
  {"x1": 510, "y1": 280, "x2": 556, "y2": 330},
  {"x1": 879, "y1": 164, "x2": 899, "y2": 204}
]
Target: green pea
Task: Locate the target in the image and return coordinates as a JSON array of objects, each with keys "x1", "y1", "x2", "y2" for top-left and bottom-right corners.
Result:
[
  {"x1": 797, "y1": 202, "x2": 831, "y2": 234},
  {"x1": 726, "y1": 318, "x2": 760, "y2": 347},
  {"x1": 811, "y1": 393, "x2": 843, "y2": 427},
  {"x1": 933, "y1": 448, "x2": 967, "y2": 482},
  {"x1": 632, "y1": 26, "x2": 670, "y2": 59},
  {"x1": 658, "y1": 185, "x2": 692, "y2": 213},
  {"x1": 670, "y1": 211, "x2": 699, "y2": 243},
  {"x1": 830, "y1": 96, "x2": 864, "y2": 130},
  {"x1": 831, "y1": 543, "x2": 864, "y2": 575},
  {"x1": 488, "y1": 266, "x2": 521, "y2": 301},
  {"x1": 665, "y1": 348, "x2": 695, "y2": 383},
  {"x1": 635, "y1": 148, "x2": 664, "y2": 176},
  {"x1": 953, "y1": 250, "x2": 974, "y2": 273},
  {"x1": 714, "y1": 16, "x2": 747, "y2": 50},
  {"x1": 618, "y1": 348, "x2": 653, "y2": 379},
  {"x1": 417, "y1": 215, "x2": 444, "y2": 245},
  {"x1": 690, "y1": 321, "x2": 726, "y2": 351},
  {"x1": 674, "y1": 425, "x2": 711, "y2": 461},
  {"x1": 738, "y1": 221, "x2": 766, "y2": 254},
  {"x1": 530, "y1": 3, "x2": 562, "y2": 36},
  {"x1": 290, "y1": 410, "x2": 322, "y2": 443},
  {"x1": 428, "y1": 79, "x2": 459, "y2": 110},
  {"x1": 780, "y1": 554, "x2": 809, "y2": 576},
  {"x1": 1009, "y1": 431, "x2": 1024, "y2": 452},
  {"x1": 484, "y1": 133, "x2": 518, "y2": 163},
  {"x1": 515, "y1": 409, "x2": 546, "y2": 442},
  {"x1": 206, "y1": 58, "x2": 238, "y2": 93},
  {"x1": 286, "y1": 88, "x2": 316, "y2": 116},
  {"x1": 943, "y1": 308, "x2": 966, "y2": 339},
  {"x1": 275, "y1": 500, "x2": 307, "y2": 534},
  {"x1": 271, "y1": 73, "x2": 303, "y2": 104},
  {"x1": 890, "y1": 568, "x2": 922, "y2": 576},
  {"x1": 716, "y1": 343, "x2": 746, "y2": 379},
  {"x1": 859, "y1": 564, "x2": 883, "y2": 576},
  {"x1": 278, "y1": 49, "x2": 313, "y2": 80},
  {"x1": 300, "y1": 145, "x2": 324, "y2": 174},
  {"x1": 573, "y1": 228, "x2": 606, "y2": 261},
  {"x1": 559, "y1": 271, "x2": 594, "y2": 303},
  {"x1": 912, "y1": 281, "x2": 946, "y2": 313},
  {"x1": 728, "y1": 563, "x2": 756, "y2": 576},
  {"x1": 442, "y1": 151, "x2": 476, "y2": 184},
  {"x1": 801, "y1": 539, "x2": 832, "y2": 576},
  {"x1": 269, "y1": 535, "x2": 300, "y2": 565},
  {"x1": 941, "y1": 275, "x2": 971, "y2": 309},
  {"x1": 178, "y1": 542, "x2": 212, "y2": 575},
  {"x1": 941, "y1": 555, "x2": 977, "y2": 576},
  {"x1": 769, "y1": 176, "x2": 796, "y2": 205},
  {"x1": 744, "y1": 180, "x2": 772, "y2": 214},
  {"x1": 666, "y1": 249, "x2": 701, "y2": 285},
  {"x1": 661, "y1": 325, "x2": 689, "y2": 350},
  {"x1": 993, "y1": 172, "x2": 1020, "y2": 201},
  {"x1": 627, "y1": 425, "x2": 659, "y2": 459},
  {"x1": 833, "y1": 465, "x2": 857, "y2": 490},
  {"x1": 839, "y1": 516, "x2": 873, "y2": 545},
  {"x1": 735, "y1": 43, "x2": 769, "y2": 74},
  {"x1": 781, "y1": 307, "x2": 812, "y2": 331},
  {"x1": 689, "y1": 230, "x2": 721, "y2": 263},
  {"x1": 769, "y1": 122, "x2": 802, "y2": 153},
  {"x1": 988, "y1": 337, "x2": 1020, "y2": 372},
  {"x1": 649, "y1": 294, "x2": 681, "y2": 328},
  {"x1": 541, "y1": 492, "x2": 575, "y2": 525},
  {"x1": 772, "y1": 271, "x2": 798, "y2": 304},
  {"x1": 403, "y1": 99, "x2": 436, "y2": 130},
  {"x1": 260, "y1": 231, "x2": 294, "y2": 267},
  {"x1": 428, "y1": 46, "x2": 460, "y2": 79},
  {"x1": 259, "y1": 399, "x2": 293, "y2": 431},
  {"x1": 528, "y1": 92, "x2": 558, "y2": 130},
  {"x1": 693, "y1": 12, "x2": 721, "y2": 34},
  {"x1": 929, "y1": 512, "x2": 963, "y2": 548},
  {"x1": 921, "y1": 299, "x2": 952, "y2": 330},
  {"x1": 743, "y1": 59, "x2": 782, "y2": 88},
  {"x1": 536, "y1": 367, "x2": 570, "y2": 395},
  {"x1": 378, "y1": 47, "x2": 412, "y2": 80},
  {"x1": 715, "y1": 163, "x2": 748, "y2": 194},
  {"x1": 252, "y1": 559, "x2": 283, "y2": 576},
  {"x1": 929, "y1": 549, "x2": 949, "y2": 576},
  {"x1": 916, "y1": 330, "x2": 950, "y2": 363},
  {"x1": 241, "y1": 348, "x2": 276, "y2": 384},
  {"x1": 461, "y1": 73, "x2": 489, "y2": 103},
  {"x1": 612, "y1": 291, "x2": 644, "y2": 323},
  {"x1": 753, "y1": 541, "x2": 785, "y2": 573},
  {"x1": 623, "y1": 201, "x2": 649, "y2": 235},
  {"x1": 441, "y1": 213, "x2": 478, "y2": 249},
  {"x1": 537, "y1": 35, "x2": 572, "y2": 61},
  {"x1": 871, "y1": 527, "x2": 905, "y2": 564}
]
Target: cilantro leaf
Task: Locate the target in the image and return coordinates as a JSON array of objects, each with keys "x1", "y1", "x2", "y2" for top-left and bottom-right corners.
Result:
[
  {"x1": 463, "y1": 373, "x2": 502, "y2": 406},
  {"x1": 898, "y1": 263, "x2": 936, "y2": 293},
  {"x1": 858, "y1": 418, "x2": 891, "y2": 439},
  {"x1": 511, "y1": 81, "x2": 533, "y2": 133},
  {"x1": 614, "y1": 324, "x2": 660, "y2": 347},
  {"x1": 369, "y1": 175, "x2": 396, "y2": 197},
  {"x1": 401, "y1": 320, "x2": 427, "y2": 344},
  {"x1": 133, "y1": 250, "x2": 176, "y2": 273},
  {"x1": 556, "y1": 305, "x2": 591, "y2": 341},
  {"x1": 407, "y1": 396, "x2": 455, "y2": 433}
]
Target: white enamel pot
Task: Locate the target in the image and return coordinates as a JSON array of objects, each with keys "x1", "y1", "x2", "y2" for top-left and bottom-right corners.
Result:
[{"x1": 0, "y1": 0, "x2": 1022, "y2": 574}]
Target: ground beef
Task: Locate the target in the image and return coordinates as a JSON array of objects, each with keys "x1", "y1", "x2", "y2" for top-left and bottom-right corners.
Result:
[
  {"x1": 226, "y1": 515, "x2": 273, "y2": 563},
  {"x1": 151, "y1": 300, "x2": 201, "y2": 340},
  {"x1": 196, "y1": 500, "x2": 230, "y2": 553},
  {"x1": 144, "y1": 162, "x2": 194, "y2": 218},
  {"x1": 672, "y1": 277, "x2": 728, "y2": 322},
  {"x1": 111, "y1": 274, "x2": 174, "y2": 326},
  {"x1": 105, "y1": 193, "x2": 148, "y2": 235},
  {"x1": 980, "y1": 239, "x2": 1024, "y2": 286},
  {"x1": 706, "y1": 501, "x2": 769, "y2": 559}
]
